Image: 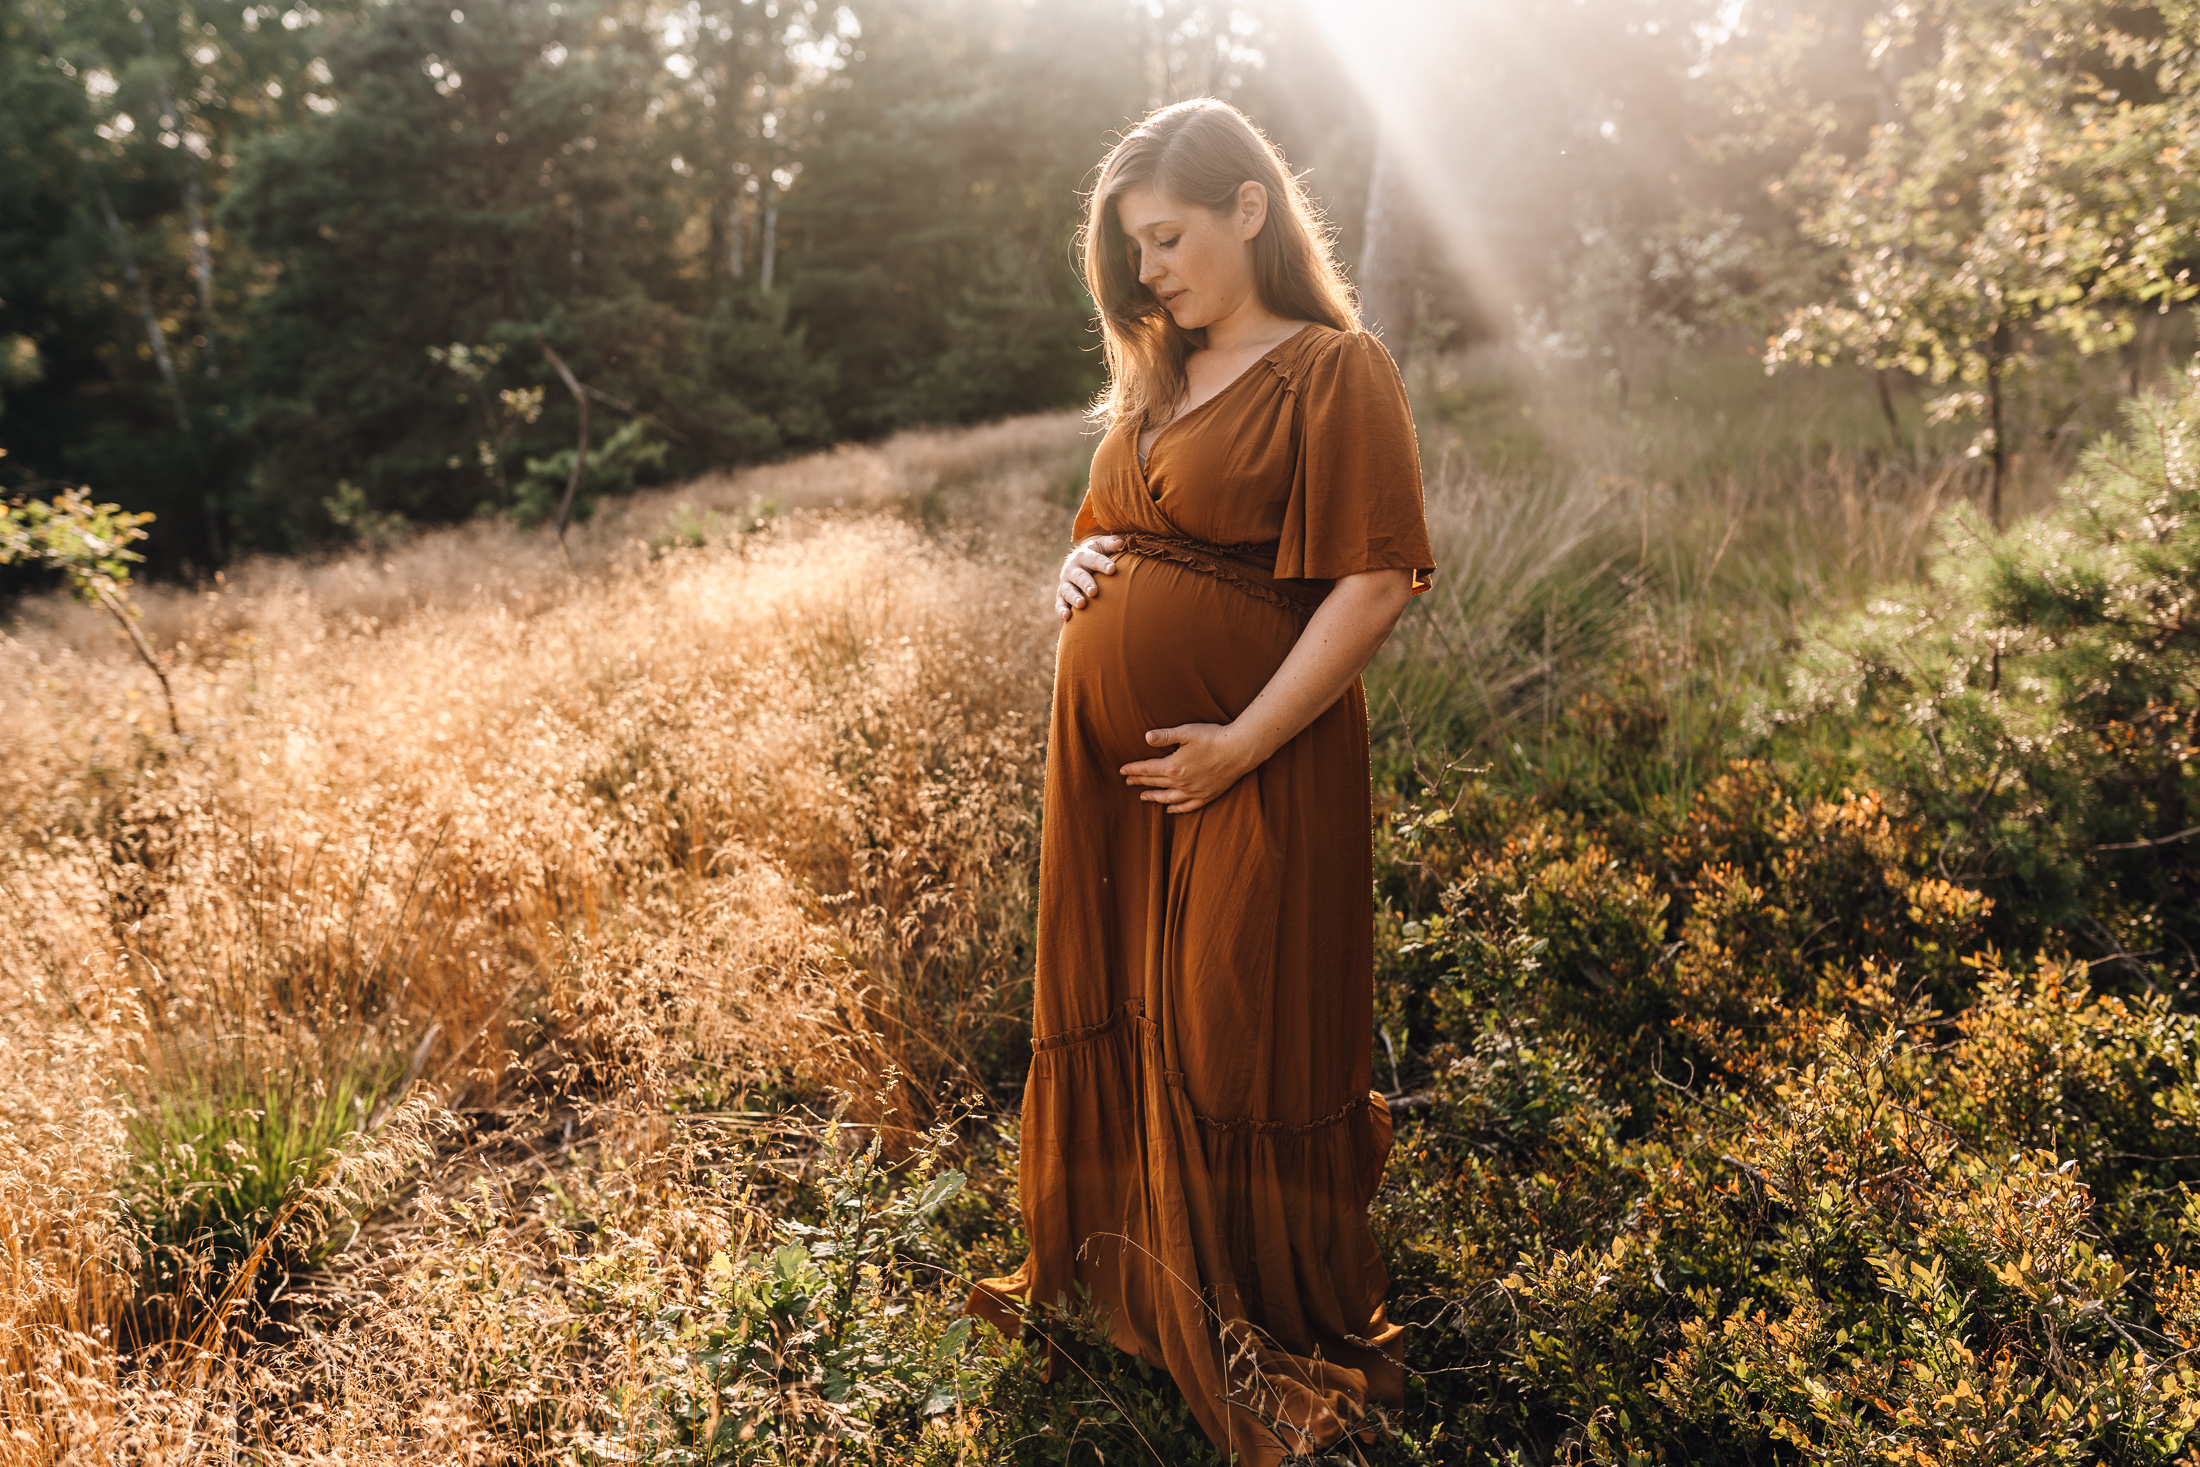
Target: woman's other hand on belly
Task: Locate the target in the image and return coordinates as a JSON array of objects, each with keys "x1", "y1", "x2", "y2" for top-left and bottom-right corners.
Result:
[
  {"x1": 1055, "y1": 535, "x2": 1125, "y2": 620},
  {"x1": 1120, "y1": 722, "x2": 1263, "y2": 815},
  {"x1": 1118, "y1": 568, "x2": 1414, "y2": 814}
]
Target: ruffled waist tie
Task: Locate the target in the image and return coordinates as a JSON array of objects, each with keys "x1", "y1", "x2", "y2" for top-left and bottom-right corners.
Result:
[{"x1": 1113, "y1": 532, "x2": 1326, "y2": 620}]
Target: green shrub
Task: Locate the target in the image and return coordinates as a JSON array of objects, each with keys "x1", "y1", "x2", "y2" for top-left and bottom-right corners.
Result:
[
  {"x1": 1771, "y1": 369, "x2": 2200, "y2": 960},
  {"x1": 1368, "y1": 738, "x2": 2200, "y2": 1462},
  {"x1": 517, "y1": 419, "x2": 673, "y2": 527}
]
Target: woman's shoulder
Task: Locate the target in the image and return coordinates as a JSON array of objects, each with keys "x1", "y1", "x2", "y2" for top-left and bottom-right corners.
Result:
[
  {"x1": 1271, "y1": 324, "x2": 1407, "y2": 409},
  {"x1": 1273, "y1": 322, "x2": 1399, "y2": 381}
]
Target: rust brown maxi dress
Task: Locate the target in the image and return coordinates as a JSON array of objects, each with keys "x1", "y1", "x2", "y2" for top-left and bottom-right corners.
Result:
[{"x1": 972, "y1": 324, "x2": 1436, "y2": 1464}]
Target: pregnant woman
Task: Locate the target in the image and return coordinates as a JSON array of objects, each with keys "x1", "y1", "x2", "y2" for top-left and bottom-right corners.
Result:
[{"x1": 970, "y1": 98, "x2": 1434, "y2": 1464}]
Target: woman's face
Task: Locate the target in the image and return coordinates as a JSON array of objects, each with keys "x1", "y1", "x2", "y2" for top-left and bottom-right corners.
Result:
[{"x1": 1115, "y1": 181, "x2": 1269, "y2": 333}]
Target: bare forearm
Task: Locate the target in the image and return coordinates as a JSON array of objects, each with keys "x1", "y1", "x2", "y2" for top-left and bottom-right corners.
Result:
[{"x1": 1227, "y1": 569, "x2": 1413, "y2": 765}]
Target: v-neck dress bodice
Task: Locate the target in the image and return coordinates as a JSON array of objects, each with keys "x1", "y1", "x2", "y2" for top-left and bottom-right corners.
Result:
[{"x1": 971, "y1": 325, "x2": 1436, "y2": 1465}]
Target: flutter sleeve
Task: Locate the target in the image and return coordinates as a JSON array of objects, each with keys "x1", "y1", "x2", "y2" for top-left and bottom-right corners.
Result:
[{"x1": 1274, "y1": 330, "x2": 1435, "y2": 590}]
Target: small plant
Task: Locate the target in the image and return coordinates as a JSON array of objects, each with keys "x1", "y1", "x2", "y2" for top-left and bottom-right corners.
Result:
[
  {"x1": 516, "y1": 419, "x2": 670, "y2": 528},
  {"x1": 0, "y1": 486, "x2": 181, "y2": 736},
  {"x1": 124, "y1": 1043, "x2": 412, "y2": 1332},
  {"x1": 632, "y1": 1097, "x2": 981, "y2": 1462},
  {"x1": 1771, "y1": 364, "x2": 2200, "y2": 957},
  {"x1": 324, "y1": 480, "x2": 412, "y2": 551}
]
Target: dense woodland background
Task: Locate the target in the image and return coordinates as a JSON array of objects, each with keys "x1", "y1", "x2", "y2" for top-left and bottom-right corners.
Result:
[{"x1": 18, "y1": 0, "x2": 2183, "y2": 568}]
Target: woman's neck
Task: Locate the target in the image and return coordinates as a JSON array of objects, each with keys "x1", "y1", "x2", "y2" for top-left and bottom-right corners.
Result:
[{"x1": 1196, "y1": 296, "x2": 1296, "y2": 357}]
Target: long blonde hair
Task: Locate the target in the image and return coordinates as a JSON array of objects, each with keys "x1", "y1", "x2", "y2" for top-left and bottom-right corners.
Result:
[{"x1": 1082, "y1": 99, "x2": 1359, "y2": 428}]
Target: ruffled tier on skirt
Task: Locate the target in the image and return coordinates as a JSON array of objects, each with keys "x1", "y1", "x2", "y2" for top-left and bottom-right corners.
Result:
[{"x1": 971, "y1": 1000, "x2": 1404, "y2": 1465}]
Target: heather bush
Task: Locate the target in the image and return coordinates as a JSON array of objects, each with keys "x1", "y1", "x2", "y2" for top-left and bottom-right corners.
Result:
[{"x1": 1373, "y1": 755, "x2": 2200, "y2": 1463}]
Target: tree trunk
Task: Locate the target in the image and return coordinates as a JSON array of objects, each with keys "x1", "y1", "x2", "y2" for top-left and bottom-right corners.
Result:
[
  {"x1": 1876, "y1": 368, "x2": 1904, "y2": 449},
  {"x1": 760, "y1": 33, "x2": 781, "y2": 293},
  {"x1": 728, "y1": 193, "x2": 745, "y2": 279},
  {"x1": 85, "y1": 154, "x2": 188, "y2": 435},
  {"x1": 180, "y1": 144, "x2": 216, "y2": 377},
  {"x1": 1986, "y1": 323, "x2": 2008, "y2": 530},
  {"x1": 139, "y1": 8, "x2": 218, "y2": 381},
  {"x1": 1357, "y1": 125, "x2": 1418, "y2": 346},
  {"x1": 760, "y1": 197, "x2": 778, "y2": 293}
]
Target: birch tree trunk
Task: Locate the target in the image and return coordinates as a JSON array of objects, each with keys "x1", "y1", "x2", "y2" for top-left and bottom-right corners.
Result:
[{"x1": 139, "y1": 9, "x2": 218, "y2": 380}]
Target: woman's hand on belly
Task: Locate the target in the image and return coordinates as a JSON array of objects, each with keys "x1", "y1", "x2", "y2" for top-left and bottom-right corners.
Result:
[
  {"x1": 1055, "y1": 535, "x2": 1125, "y2": 621},
  {"x1": 1119, "y1": 722, "x2": 1261, "y2": 815},
  {"x1": 1118, "y1": 568, "x2": 1416, "y2": 814}
]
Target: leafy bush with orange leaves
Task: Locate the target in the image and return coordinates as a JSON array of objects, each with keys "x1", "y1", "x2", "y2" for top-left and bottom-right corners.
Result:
[{"x1": 1369, "y1": 738, "x2": 2200, "y2": 1464}]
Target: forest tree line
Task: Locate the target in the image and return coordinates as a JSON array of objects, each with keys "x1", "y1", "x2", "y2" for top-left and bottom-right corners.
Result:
[{"x1": 7, "y1": 0, "x2": 2200, "y2": 569}]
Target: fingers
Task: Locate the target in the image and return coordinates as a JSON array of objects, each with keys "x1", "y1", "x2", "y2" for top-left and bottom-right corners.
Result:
[
  {"x1": 1144, "y1": 725, "x2": 1192, "y2": 748},
  {"x1": 1054, "y1": 547, "x2": 1118, "y2": 619}
]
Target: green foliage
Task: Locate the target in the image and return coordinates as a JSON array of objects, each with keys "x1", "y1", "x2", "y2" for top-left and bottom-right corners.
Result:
[
  {"x1": 1369, "y1": 748, "x2": 2200, "y2": 1463},
  {"x1": 782, "y1": 0, "x2": 1126, "y2": 436},
  {"x1": 125, "y1": 1045, "x2": 407, "y2": 1320},
  {"x1": 0, "y1": 484, "x2": 153, "y2": 593},
  {"x1": 630, "y1": 1109, "x2": 977, "y2": 1461},
  {"x1": 323, "y1": 479, "x2": 411, "y2": 548},
  {"x1": 1762, "y1": 2, "x2": 2200, "y2": 486},
  {"x1": 1369, "y1": 389, "x2": 2200, "y2": 1453},
  {"x1": 1355, "y1": 382, "x2": 2200, "y2": 1455},
  {"x1": 1772, "y1": 367, "x2": 2200, "y2": 952},
  {"x1": 514, "y1": 419, "x2": 671, "y2": 528}
]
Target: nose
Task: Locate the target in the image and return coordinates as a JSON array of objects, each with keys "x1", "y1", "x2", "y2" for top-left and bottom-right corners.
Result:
[{"x1": 1137, "y1": 247, "x2": 1164, "y2": 288}]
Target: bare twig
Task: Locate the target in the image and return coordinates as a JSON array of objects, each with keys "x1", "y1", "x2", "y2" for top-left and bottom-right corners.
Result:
[
  {"x1": 88, "y1": 578, "x2": 182, "y2": 738},
  {"x1": 2096, "y1": 824, "x2": 2200, "y2": 853},
  {"x1": 540, "y1": 344, "x2": 589, "y2": 568},
  {"x1": 581, "y1": 383, "x2": 691, "y2": 444}
]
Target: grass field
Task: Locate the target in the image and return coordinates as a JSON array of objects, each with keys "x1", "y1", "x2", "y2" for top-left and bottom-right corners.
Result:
[{"x1": 7, "y1": 339, "x2": 2192, "y2": 1464}]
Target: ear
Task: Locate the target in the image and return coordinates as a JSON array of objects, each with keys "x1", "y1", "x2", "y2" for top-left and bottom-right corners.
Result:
[{"x1": 1236, "y1": 181, "x2": 1269, "y2": 241}]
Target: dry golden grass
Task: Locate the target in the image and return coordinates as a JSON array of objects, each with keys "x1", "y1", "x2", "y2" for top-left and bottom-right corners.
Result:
[
  {"x1": 0, "y1": 414, "x2": 1089, "y2": 1461},
  {"x1": 0, "y1": 1003, "x2": 133, "y2": 1465}
]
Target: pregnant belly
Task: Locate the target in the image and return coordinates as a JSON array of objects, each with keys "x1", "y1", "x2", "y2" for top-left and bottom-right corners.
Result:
[{"x1": 1054, "y1": 552, "x2": 1304, "y2": 763}]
